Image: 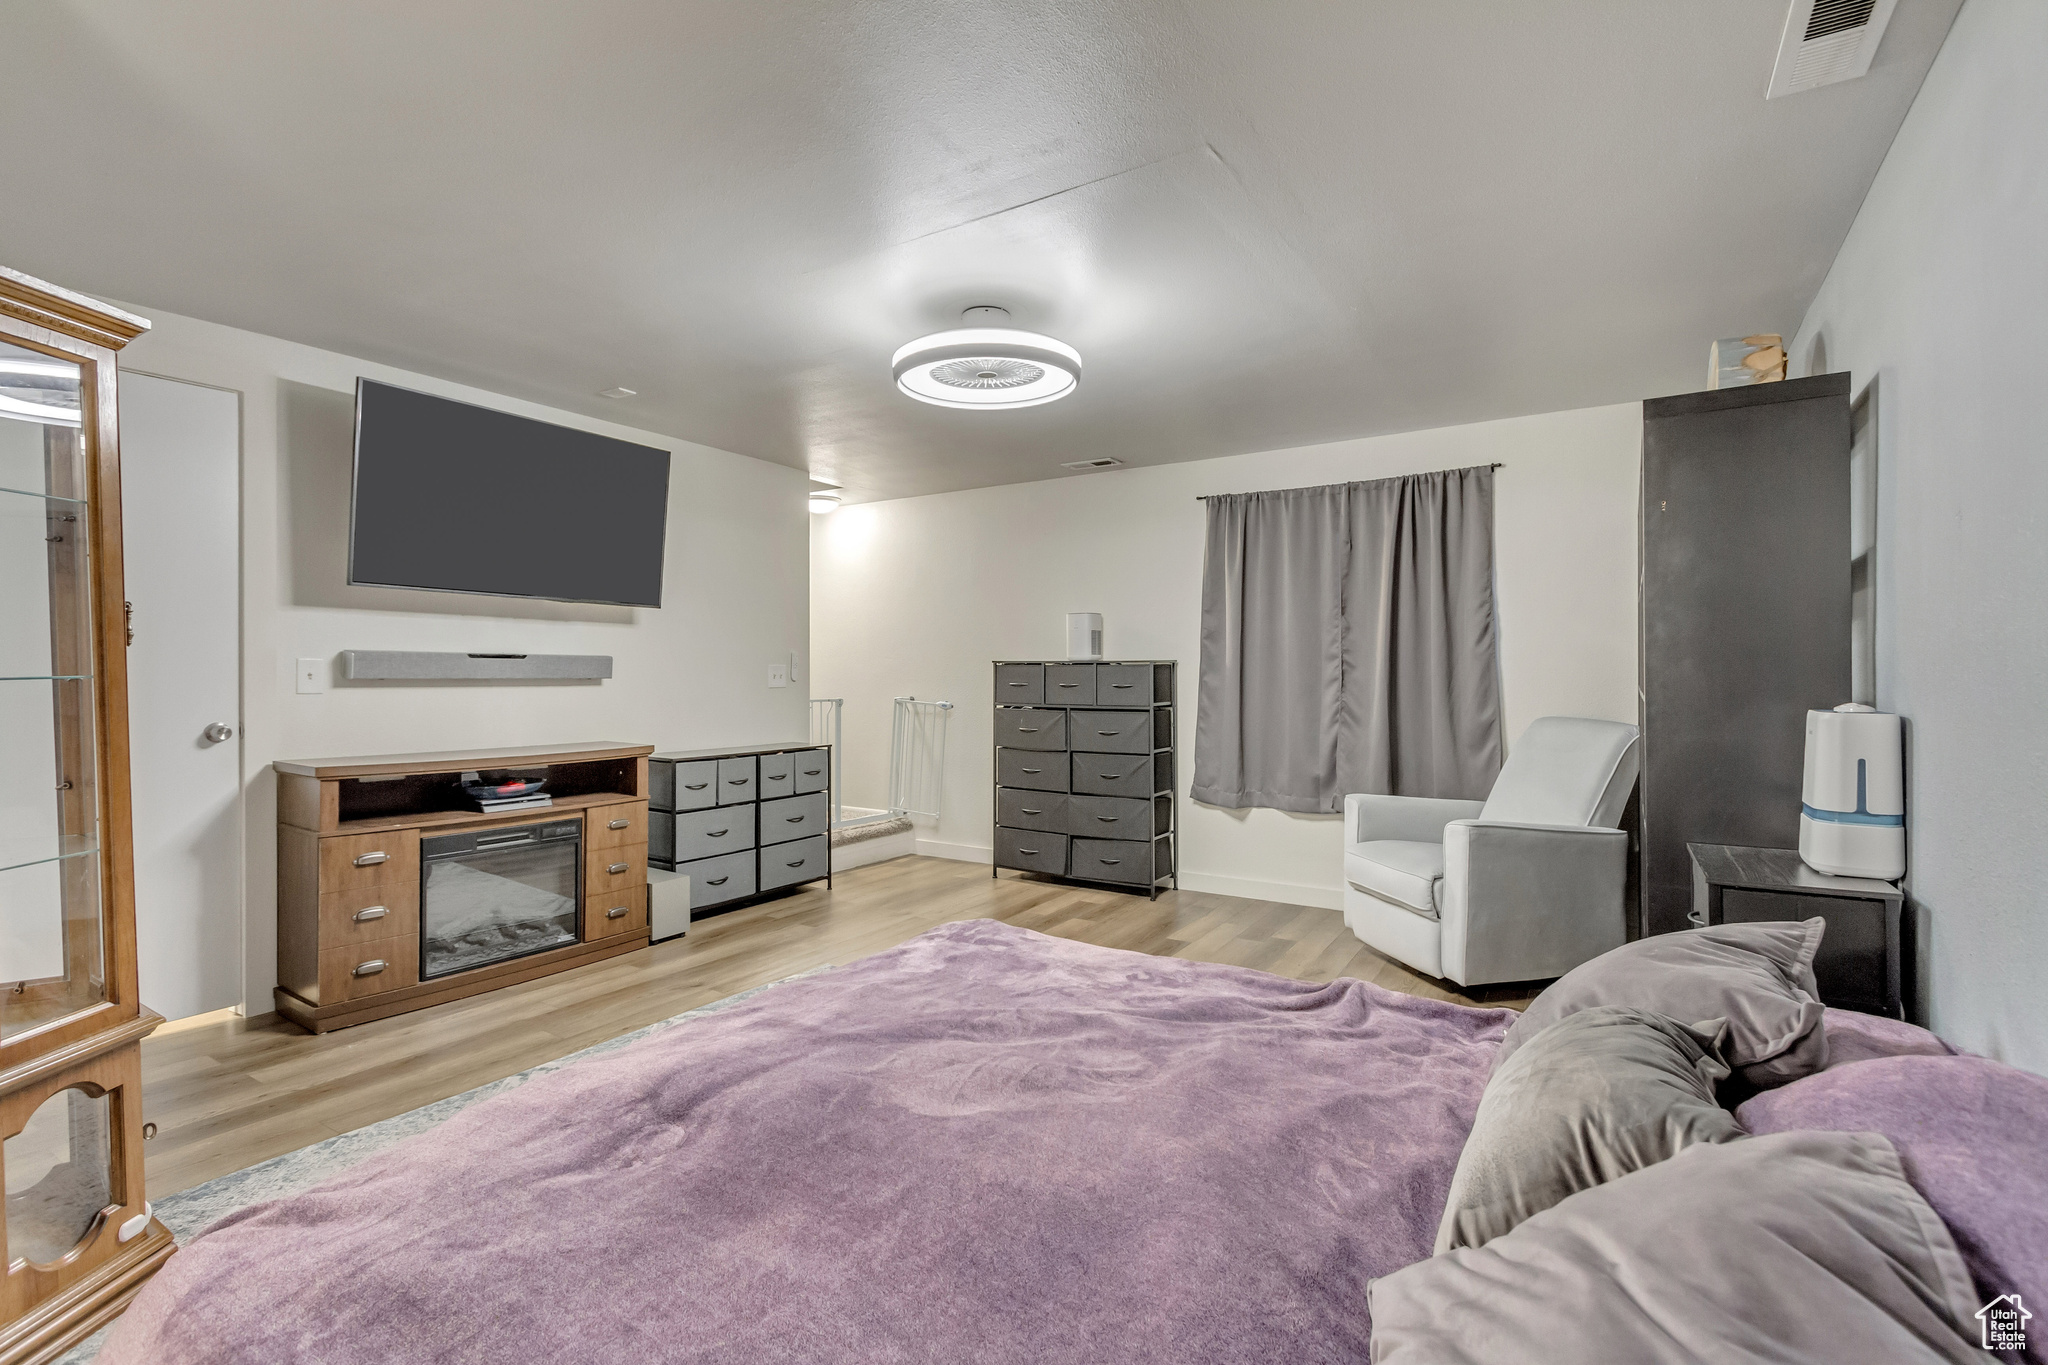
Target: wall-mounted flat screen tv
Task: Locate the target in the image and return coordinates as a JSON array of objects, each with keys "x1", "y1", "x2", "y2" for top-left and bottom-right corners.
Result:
[{"x1": 349, "y1": 379, "x2": 671, "y2": 607}]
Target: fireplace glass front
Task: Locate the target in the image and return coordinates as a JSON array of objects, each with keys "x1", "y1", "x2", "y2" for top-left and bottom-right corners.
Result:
[{"x1": 419, "y1": 819, "x2": 581, "y2": 979}]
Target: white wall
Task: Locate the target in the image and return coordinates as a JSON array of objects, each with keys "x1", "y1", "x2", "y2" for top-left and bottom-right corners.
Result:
[
  {"x1": 1790, "y1": 0, "x2": 2047, "y2": 1073},
  {"x1": 119, "y1": 308, "x2": 811, "y2": 1017},
  {"x1": 811, "y1": 402, "x2": 1640, "y2": 908}
]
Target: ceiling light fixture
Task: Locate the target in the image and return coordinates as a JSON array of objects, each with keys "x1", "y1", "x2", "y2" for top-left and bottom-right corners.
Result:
[
  {"x1": 809, "y1": 489, "x2": 842, "y2": 514},
  {"x1": 892, "y1": 307, "x2": 1080, "y2": 411}
]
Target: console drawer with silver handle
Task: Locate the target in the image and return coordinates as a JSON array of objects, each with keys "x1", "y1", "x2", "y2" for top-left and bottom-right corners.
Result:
[
  {"x1": 317, "y1": 830, "x2": 420, "y2": 894},
  {"x1": 587, "y1": 800, "x2": 646, "y2": 850},
  {"x1": 759, "y1": 792, "x2": 829, "y2": 846},
  {"x1": 585, "y1": 843, "x2": 647, "y2": 899},
  {"x1": 319, "y1": 881, "x2": 421, "y2": 947},
  {"x1": 757, "y1": 752, "x2": 795, "y2": 792},
  {"x1": 587, "y1": 884, "x2": 646, "y2": 940},
  {"x1": 318, "y1": 933, "x2": 420, "y2": 1004}
]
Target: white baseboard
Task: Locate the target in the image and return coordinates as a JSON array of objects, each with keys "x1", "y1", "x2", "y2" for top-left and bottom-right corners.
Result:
[
  {"x1": 1174, "y1": 870, "x2": 1343, "y2": 911},
  {"x1": 910, "y1": 840, "x2": 1341, "y2": 910},
  {"x1": 916, "y1": 838, "x2": 994, "y2": 865},
  {"x1": 833, "y1": 831, "x2": 919, "y2": 871}
]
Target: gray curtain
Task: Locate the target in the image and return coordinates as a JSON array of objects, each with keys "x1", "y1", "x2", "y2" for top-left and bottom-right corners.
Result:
[{"x1": 1192, "y1": 465, "x2": 1503, "y2": 812}]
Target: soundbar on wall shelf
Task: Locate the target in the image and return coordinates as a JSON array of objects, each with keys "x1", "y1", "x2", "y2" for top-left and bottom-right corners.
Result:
[{"x1": 340, "y1": 651, "x2": 614, "y2": 681}]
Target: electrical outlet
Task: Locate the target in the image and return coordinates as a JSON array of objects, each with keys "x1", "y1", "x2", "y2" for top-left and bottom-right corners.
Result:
[
  {"x1": 767, "y1": 663, "x2": 789, "y2": 689},
  {"x1": 296, "y1": 657, "x2": 327, "y2": 694}
]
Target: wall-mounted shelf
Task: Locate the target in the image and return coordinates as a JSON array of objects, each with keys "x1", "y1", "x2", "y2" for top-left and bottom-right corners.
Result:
[{"x1": 339, "y1": 650, "x2": 613, "y2": 681}]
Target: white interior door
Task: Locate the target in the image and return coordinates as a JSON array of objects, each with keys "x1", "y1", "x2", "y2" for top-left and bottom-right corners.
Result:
[{"x1": 120, "y1": 372, "x2": 241, "y2": 1021}]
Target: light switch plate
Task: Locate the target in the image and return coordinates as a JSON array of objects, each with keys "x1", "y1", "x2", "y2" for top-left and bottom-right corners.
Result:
[
  {"x1": 767, "y1": 662, "x2": 789, "y2": 689},
  {"x1": 296, "y1": 657, "x2": 327, "y2": 694}
]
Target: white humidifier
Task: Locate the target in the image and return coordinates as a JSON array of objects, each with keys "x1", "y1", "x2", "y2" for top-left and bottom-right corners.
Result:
[{"x1": 1799, "y1": 703, "x2": 1905, "y2": 880}]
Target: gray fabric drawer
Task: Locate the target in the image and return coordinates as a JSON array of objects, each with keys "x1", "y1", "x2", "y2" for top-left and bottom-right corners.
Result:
[
  {"x1": 1045, "y1": 663, "x2": 1096, "y2": 705},
  {"x1": 1072, "y1": 750, "x2": 1172, "y2": 798},
  {"x1": 995, "y1": 827, "x2": 1068, "y2": 875},
  {"x1": 995, "y1": 663, "x2": 1045, "y2": 704},
  {"x1": 1070, "y1": 708, "x2": 1157, "y2": 754},
  {"x1": 1066, "y1": 794, "x2": 1168, "y2": 839},
  {"x1": 716, "y1": 755, "x2": 758, "y2": 804},
  {"x1": 995, "y1": 708, "x2": 1068, "y2": 750},
  {"x1": 997, "y1": 788, "x2": 1068, "y2": 834},
  {"x1": 757, "y1": 752, "x2": 796, "y2": 797},
  {"x1": 672, "y1": 803, "x2": 756, "y2": 863},
  {"x1": 760, "y1": 791, "x2": 829, "y2": 846},
  {"x1": 791, "y1": 748, "x2": 830, "y2": 794},
  {"x1": 1071, "y1": 836, "x2": 1168, "y2": 885},
  {"x1": 654, "y1": 758, "x2": 719, "y2": 812},
  {"x1": 681, "y1": 849, "x2": 756, "y2": 910},
  {"x1": 997, "y1": 749, "x2": 1069, "y2": 792},
  {"x1": 1095, "y1": 663, "x2": 1165, "y2": 705},
  {"x1": 760, "y1": 834, "x2": 829, "y2": 891}
]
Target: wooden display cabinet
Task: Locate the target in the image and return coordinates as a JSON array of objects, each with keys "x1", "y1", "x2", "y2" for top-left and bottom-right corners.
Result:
[{"x1": 0, "y1": 269, "x2": 175, "y2": 1362}]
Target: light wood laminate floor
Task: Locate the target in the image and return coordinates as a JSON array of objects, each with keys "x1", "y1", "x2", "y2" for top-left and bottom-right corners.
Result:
[{"x1": 140, "y1": 856, "x2": 1538, "y2": 1197}]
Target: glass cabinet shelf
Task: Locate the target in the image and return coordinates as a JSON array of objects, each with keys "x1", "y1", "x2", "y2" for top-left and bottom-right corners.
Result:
[
  {"x1": 0, "y1": 835, "x2": 100, "y2": 875},
  {"x1": 0, "y1": 485, "x2": 86, "y2": 505}
]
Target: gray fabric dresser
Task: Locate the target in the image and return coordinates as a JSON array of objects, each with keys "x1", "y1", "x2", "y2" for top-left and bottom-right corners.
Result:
[
  {"x1": 992, "y1": 660, "x2": 1178, "y2": 898},
  {"x1": 648, "y1": 742, "x2": 832, "y2": 917}
]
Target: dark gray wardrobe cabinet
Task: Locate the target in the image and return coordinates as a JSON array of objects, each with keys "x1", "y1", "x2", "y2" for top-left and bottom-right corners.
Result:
[{"x1": 1638, "y1": 373, "x2": 1852, "y2": 935}]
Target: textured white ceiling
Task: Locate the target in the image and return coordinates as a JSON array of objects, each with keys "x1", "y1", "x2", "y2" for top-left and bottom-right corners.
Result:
[{"x1": 0, "y1": 1, "x2": 1958, "y2": 502}]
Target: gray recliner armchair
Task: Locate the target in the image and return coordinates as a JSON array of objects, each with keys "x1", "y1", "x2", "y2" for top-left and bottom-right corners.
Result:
[{"x1": 1342, "y1": 716, "x2": 1640, "y2": 987}]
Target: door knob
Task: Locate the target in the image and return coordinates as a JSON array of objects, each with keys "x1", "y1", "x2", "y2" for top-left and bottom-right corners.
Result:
[{"x1": 202, "y1": 722, "x2": 234, "y2": 743}]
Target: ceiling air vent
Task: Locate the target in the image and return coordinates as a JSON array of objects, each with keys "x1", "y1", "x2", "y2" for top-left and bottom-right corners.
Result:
[
  {"x1": 1060, "y1": 457, "x2": 1124, "y2": 471},
  {"x1": 1766, "y1": 0, "x2": 1897, "y2": 98}
]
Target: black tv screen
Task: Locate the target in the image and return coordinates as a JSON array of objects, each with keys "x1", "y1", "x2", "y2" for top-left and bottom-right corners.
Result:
[{"x1": 349, "y1": 379, "x2": 671, "y2": 607}]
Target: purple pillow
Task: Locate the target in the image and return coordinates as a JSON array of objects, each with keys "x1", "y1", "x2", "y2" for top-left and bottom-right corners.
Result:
[
  {"x1": 1822, "y1": 1007, "x2": 1955, "y2": 1069},
  {"x1": 1738, "y1": 1052, "x2": 2048, "y2": 1340}
]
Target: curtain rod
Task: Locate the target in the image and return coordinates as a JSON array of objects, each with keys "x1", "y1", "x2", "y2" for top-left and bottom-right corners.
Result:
[{"x1": 1194, "y1": 463, "x2": 1502, "y2": 500}]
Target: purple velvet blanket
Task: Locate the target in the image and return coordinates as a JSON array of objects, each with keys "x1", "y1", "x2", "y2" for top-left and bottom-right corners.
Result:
[{"x1": 105, "y1": 920, "x2": 1511, "y2": 1364}]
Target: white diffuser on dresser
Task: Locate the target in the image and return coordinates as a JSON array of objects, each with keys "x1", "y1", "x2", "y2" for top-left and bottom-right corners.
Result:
[
  {"x1": 1799, "y1": 703, "x2": 1905, "y2": 880},
  {"x1": 1067, "y1": 612, "x2": 1103, "y2": 660}
]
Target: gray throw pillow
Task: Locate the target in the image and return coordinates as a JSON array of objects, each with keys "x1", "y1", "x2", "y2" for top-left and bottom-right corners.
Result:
[
  {"x1": 1372, "y1": 1131, "x2": 1983, "y2": 1365},
  {"x1": 1436, "y1": 1006, "x2": 1743, "y2": 1253},
  {"x1": 1496, "y1": 919, "x2": 1828, "y2": 1087}
]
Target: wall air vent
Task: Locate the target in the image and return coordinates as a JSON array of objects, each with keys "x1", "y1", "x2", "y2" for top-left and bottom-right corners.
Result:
[
  {"x1": 1060, "y1": 457, "x2": 1124, "y2": 471},
  {"x1": 1766, "y1": 0, "x2": 1896, "y2": 98}
]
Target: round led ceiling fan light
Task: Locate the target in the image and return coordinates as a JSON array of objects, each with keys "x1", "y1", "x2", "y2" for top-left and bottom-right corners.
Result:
[{"x1": 892, "y1": 327, "x2": 1081, "y2": 409}]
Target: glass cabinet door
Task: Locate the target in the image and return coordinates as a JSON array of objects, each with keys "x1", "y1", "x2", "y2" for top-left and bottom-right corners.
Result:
[{"x1": 0, "y1": 337, "x2": 106, "y2": 1040}]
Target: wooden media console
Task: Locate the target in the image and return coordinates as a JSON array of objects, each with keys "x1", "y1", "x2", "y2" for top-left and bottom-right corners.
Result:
[{"x1": 272, "y1": 742, "x2": 654, "y2": 1033}]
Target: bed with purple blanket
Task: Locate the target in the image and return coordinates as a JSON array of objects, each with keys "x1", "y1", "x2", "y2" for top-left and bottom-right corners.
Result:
[{"x1": 103, "y1": 920, "x2": 1514, "y2": 1364}]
